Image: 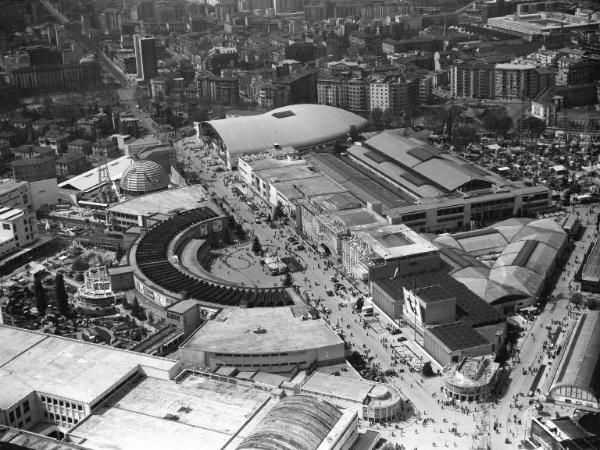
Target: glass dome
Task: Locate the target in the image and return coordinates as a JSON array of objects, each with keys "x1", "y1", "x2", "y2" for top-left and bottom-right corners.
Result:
[{"x1": 120, "y1": 159, "x2": 169, "y2": 196}]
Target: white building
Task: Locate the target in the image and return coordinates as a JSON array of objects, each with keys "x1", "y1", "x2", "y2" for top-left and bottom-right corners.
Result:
[{"x1": 0, "y1": 207, "x2": 38, "y2": 259}]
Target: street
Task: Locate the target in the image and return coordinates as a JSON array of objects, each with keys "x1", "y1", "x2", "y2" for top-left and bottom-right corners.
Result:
[{"x1": 176, "y1": 138, "x2": 597, "y2": 449}]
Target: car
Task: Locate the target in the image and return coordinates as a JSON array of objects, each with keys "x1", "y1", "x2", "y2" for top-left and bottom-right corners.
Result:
[
  {"x1": 296, "y1": 245, "x2": 305, "y2": 251},
  {"x1": 254, "y1": 219, "x2": 261, "y2": 224},
  {"x1": 286, "y1": 236, "x2": 297, "y2": 242}
]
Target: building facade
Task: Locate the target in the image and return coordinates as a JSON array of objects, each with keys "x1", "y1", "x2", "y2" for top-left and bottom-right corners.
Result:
[{"x1": 133, "y1": 35, "x2": 158, "y2": 81}]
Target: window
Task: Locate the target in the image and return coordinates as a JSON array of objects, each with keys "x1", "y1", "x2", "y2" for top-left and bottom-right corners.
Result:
[
  {"x1": 25, "y1": 417, "x2": 31, "y2": 424},
  {"x1": 9, "y1": 411, "x2": 15, "y2": 422},
  {"x1": 23, "y1": 400, "x2": 30, "y2": 413},
  {"x1": 15, "y1": 406, "x2": 21, "y2": 418},
  {"x1": 2, "y1": 224, "x2": 9, "y2": 230}
]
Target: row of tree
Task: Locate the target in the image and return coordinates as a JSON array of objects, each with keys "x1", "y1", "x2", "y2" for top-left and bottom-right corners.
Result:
[{"x1": 34, "y1": 273, "x2": 69, "y2": 317}]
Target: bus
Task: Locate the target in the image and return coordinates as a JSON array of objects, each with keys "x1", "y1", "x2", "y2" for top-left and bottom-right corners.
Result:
[{"x1": 362, "y1": 304, "x2": 374, "y2": 317}]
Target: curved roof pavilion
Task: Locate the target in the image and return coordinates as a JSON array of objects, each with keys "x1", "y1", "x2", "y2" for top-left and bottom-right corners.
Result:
[{"x1": 202, "y1": 104, "x2": 368, "y2": 159}]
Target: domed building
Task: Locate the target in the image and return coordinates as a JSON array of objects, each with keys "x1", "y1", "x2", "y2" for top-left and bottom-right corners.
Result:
[{"x1": 120, "y1": 159, "x2": 170, "y2": 198}]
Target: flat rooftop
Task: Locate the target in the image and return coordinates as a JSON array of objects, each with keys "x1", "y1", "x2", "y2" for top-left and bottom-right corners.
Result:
[
  {"x1": 0, "y1": 326, "x2": 179, "y2": 409},
  {"x1": 1, "y1": 427, "x2": 88, "y2": 450},
  {"x1": 300, "y1": 372, "x2": 375, "y2": 404},
  {"x1": 443, "y1": 357, "x2": 499, "y2": 388},
  {"x1": 305, "y1": 153, "x2": 415, "y2": 211},
  {"x1": 429, "y1": 322, "x2": 489, "y2": 352},
  {"x1": 70, "y1": 375, "x2": 271, "y2": 450},
  {"x1": 0, "y1": 206, "x2": 24, "y2": 221},
  {"x1": 108, "y1": 186, "x2": 216, "y2": 218},
  {"x1": 275, "y1": 174, "x2": 347, "y2": 200},
  {"x1": 0, "y1": 179, "x2": 28, "y2": 195},
  {"x1": 354, "y1": 224, "x2": 439, "y2": 260},
  {"x1": 374, "y1": 270, "x2": 504, "y2": 327},
  {"x1": 181, "y1": 307, "x2": 343, "y2": 354}
]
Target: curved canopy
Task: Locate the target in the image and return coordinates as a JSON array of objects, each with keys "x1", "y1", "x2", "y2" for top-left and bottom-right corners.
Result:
[
  {"x1": 236, "y1": 395, "x2": 342, "y2": 450},
  {"x1": 550, "y1": 311, "x2": 600, "y2": 402},
  {"x1": 203, "y1": 104, "x2": 368, "y2": 157}
]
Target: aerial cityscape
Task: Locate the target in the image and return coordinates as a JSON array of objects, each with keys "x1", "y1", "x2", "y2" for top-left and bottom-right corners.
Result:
[{"x1": 0, "y1": 0, "x2": 599, "y2": 449}]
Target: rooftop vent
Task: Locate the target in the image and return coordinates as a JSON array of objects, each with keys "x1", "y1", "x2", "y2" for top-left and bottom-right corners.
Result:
[{"x1": 272, "y1": 110, "x2": 295, "y2": 119}]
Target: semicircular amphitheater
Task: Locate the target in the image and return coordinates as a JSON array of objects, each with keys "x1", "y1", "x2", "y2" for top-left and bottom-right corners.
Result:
[{"x1": 131, "y1": 206, "x2": 292, "y2": 309}]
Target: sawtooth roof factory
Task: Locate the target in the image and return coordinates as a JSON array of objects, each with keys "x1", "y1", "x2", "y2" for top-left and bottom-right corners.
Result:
[{"x1": 341, "y1": 132, "x2": 551, "y2": 233}]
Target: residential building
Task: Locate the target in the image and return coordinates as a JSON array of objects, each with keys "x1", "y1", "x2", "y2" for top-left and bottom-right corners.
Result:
[
  {"x1": 450, "y1": 60, "x2": 495, "y2": 99},
  {"x1": 369, "y1": 75, "x2": 418, "y2": 117},
  {"x1": 67, "y1": 139, "x2": 92, "y2": 155},
  {"x1": 273, "y1": 70, "x2": 318, "y2": 107},
  {"x1": 55, "y1": 152, "x2": 87, "y2": 178},
  {"x1": 92, "y1": 139, "x2": 119, "y2": 159},
  {"x1": 0, "y1": 140, "x2": 12, "y2": 161},
  {"x1": 39, "y1": 130, "x2": 70, "y2": 154},
  {"x1": 494, "y1": 63, "x2": 540, "y2": 100}
]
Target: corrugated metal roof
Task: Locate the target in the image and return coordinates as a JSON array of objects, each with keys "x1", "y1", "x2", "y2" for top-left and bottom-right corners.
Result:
[
  {"x1": 236, "y1": 395, "x2": 342, "y2": 450},
  {"x1": 551, "y1": 311, "x2": 600, "y2": 400}
]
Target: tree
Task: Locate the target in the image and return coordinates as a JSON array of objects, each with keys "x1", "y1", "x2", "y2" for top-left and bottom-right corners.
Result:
[
  {"x1": 251, "y1": 236, "x2": 262, "y2": 254},
  {"x1": 424, "y1": 108, "x2": 449, "y2": 133},
  {"x1": 222, "y1": 226, "x2": 233, "y2": 245},
  {"x1": 131, "y1": 297, "x2": 147, "y2": 321},
  {"x1": 282, "y1": 271, "x2": 293, "y2": 287},
  {"x1": 452, "y1": 125, "x2": 478, "y2": 147},
  {"x1": 422, "y1": 361, "x2": 435, "y2": 377},
  {"x1": 355, "y1": 297, "x2": 364, "y2": 311},
  {"x1": 482, "y1": 109, "x2": 513, "y2": 137},
  {"x1": 72, "y1": 258, "x2": 89, "y2": 272},
  {"x1": 34, "y1": 274, "x2": 47, "y2": 316},
  {"x1": 272, "y1": 201, "x2": 285, "y2": 221},
  {"x1": 55, "y1": 273, "x2": 69, "y2": 316},
  {"x1": 520, "y1": 116, "x2": 546, "y2": 140},
  {"x1": 446, "y1": 105, "x2": 464, "y2": 139},
  {"x1": 369, "y1": 107, "x2": 386, "y2": 131}
]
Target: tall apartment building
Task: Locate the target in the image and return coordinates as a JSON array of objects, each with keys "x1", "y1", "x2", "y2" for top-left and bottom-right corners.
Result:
[
  {"x1": 369, "y1": 76, "x2": 418, "y2": 116},
  {"x1": 273, "y1": 0, "x2": 305, "y2": 14},
  {"x1": 317, "y1": 77, "x2": 370, "y2": 115},
  {"x1": 360, "y1": 1, "x2": 402, "y2": 19},
  {"x1": 494, "y1": 63, "x2": 539, "y2": 100},
  {"x1": 196, "y1": 74, "x2": 240, "y2": 105},
  {"x1": 133, "y1": 35, "x2": 158, "y2": 81},
  {"x1": 450, "y1": 60, "x2": 495, "y2": 99},
  {"x1": 555, "y1": 56, "x2": 600, "y2": 86},
  {"x1": 273, "y1": 70, "x2": 317, "y2": 107}
]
